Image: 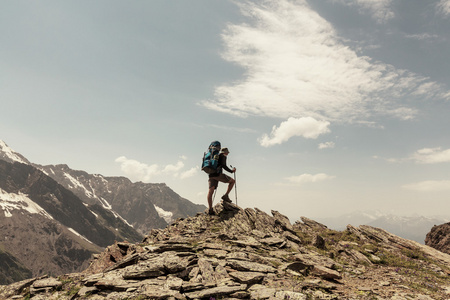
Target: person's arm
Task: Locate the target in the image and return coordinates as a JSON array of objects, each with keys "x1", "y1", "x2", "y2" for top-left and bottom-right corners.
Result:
[{"x1": 220, "y1": 155, "x2": 234, "y2": 173}]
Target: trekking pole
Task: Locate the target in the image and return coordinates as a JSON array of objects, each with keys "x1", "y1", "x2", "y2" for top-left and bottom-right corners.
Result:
[
  {"x1": 231, "y1": 165, "x2": 237, "y2": 206},
  {"x1": 213, "y1": 187, "x2": 217, "y2": 203}
]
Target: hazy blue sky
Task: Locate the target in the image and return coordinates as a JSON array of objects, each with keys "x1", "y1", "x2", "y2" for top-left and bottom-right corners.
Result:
[{"x1": 2, "y1": 0, "x2": 450, "y2": 221}]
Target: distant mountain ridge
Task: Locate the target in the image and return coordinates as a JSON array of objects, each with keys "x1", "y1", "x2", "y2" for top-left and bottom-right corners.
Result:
[
  {"x1": 316, "y1": 210, "x2": 450, "y2": 244},
  {"x1": 0, "y1": 140, "x2": 206, "y2": 284},
  {"x1": 34, "y1": 163, "x2": 206, "y2": 235}
]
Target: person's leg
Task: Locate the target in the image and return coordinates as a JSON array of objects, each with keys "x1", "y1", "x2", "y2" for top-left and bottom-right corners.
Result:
[
  {"x1": 224, "y1": 178, "x2": 235, "y2": 196},
  {"x1": 207, "y1": 186, "x2": 216, "y2": 209},
  {"x1": 207, "y1": 178, "x2": 218, "y2": 214},
  {"x1": 219, "y1": 174, "x2": 235, "y2": 202}
]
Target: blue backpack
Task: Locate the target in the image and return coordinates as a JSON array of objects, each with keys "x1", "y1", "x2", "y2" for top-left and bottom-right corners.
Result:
[{"x1": 202, "y1": 141, "x2": 221, "y2": 174}]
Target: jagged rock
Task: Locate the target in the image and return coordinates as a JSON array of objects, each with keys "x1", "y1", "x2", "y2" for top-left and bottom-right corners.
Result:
[
  {"x1": 1, "y1": 202, "x2": 450, "y2": 300},
  {"x1": 229, "y1": 271, "x2": 265, "y2": 284},
  {"x1": 260, "y1": 236, "x2": 285, "y2": 246},
  {"x1": 140, "y1": 284, "x2": 185, "y2": 299},
  {"x1": 275, "y1": 290, "x2": 308, "y2": 300},
  {"x1": 230, "y1": 236, "x2": 262, "y2": 248},
  {"x1": 284, "y1": 261, "x2": 313, "y2": 276},
  {"x1": 283, "y1": 230, "x2": 303, "y2": 244},
  {"x1": 312, "y1": 234, "x2": 326, "y2": 249},
  {"x1": 184, "y1": 284, "x2": 247, "y2": 299},
  {"x1": 311, "y1": 265, "x2": 342, "y2": 280},
  {"x1": 342, "y1": 249, "x2": 373, "y2": 265},
  {"x1": 248, "y1": 284, "x2": 276, "y2": 299},
  {"x1": 426, "y1": 222, "x2": 450, "y2": 255},
  {"x1": 198, "y1": 258, "x2": 216, "y2": 286},
  {"x1": 227, "y1": 259, "x2": 277, "y2": 273},
  {"x1": 30, "y1": 277, "x2": 62, "y2": 295},
  {"x1": 300, "y1": 216, "x2": 328, "y2": 230},
  {"x1": 293, "y1": 252, "x2": 337, "y2": 270},
  {"x1": 271, "y1": 210, "x2": 294, "y2": 232},
  {"x1": 78, "y1": 286, "x2": 98, "y2": 296},
  {"x1": 122, "y1": 259, "x2": 166, "y2": 279}
]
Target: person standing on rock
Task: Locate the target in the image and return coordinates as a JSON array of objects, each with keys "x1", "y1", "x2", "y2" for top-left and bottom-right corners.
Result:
[{"x1": 207, "y1": 147, "x2": 236, "y2": 215}]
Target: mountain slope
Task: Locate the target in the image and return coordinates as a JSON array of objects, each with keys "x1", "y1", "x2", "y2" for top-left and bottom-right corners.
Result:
[
  {"x1": 1, "y1": 201, "x2": 449, "y2": 299},
  {"x1": 0, "y1": 160, "x2": 142, "y2": 247},
  {"x1": 0, "y1": 139, "x2": 206, "y2": 283},
  {"x1": 36, "y1": 163, "x2": 206, "y2": 234},
  {"x1": 0, "y1": 159, "x2": 143, "y2": 282},
  {"x1": 0, "y1": 248, "x2": 31, "y2": 285}
]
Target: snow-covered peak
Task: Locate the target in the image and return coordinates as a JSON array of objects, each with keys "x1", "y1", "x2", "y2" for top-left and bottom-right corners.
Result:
[{"x1": 0, "y1": 140, "x2": 29, "y2": 164}]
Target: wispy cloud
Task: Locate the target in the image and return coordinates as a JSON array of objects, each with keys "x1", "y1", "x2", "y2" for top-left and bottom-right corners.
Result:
[
  {"x1": 318, "y1": 141, "x2": 335, "y2": 149},
  {"x1": 405, "y1": 33, "x2": 439, "y2": 41},
  {"x1": 437, "y1": 0, "x2": 450, "y2": 17},
  {"x1": 410, "y1": 147, "x2": 450, "y2": 164},
  {"x1": 210, "y1": 124, "x2": 258, "y2": 133},
  {"x1": 201, "y1": 0, "x2": 448, "y2": 124},
  {"x1": 402, "y1": 180, "x2": 450, "y2": 192},
  {"x1": 259, "y1": 117, "x2": 330, "y2": 147},
  {"x1": 285, "y1": 173, "x2": 336, "y2": 184},
  {"x1": 336, "y1": 0, "x2": 395, "y2": 23},
  {"x1": 115, "y1": 156, "x2": 198, "y2": 182}
]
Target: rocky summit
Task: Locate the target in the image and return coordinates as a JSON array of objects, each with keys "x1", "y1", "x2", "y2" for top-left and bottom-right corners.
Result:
[{"x1": 1, "y1": 201, "x2": 449, "y2": 300}]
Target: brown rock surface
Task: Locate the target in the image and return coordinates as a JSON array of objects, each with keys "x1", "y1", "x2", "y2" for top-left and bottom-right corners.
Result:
[
  {"x1": 426, "y1": 222, "x2": 450, "y2": 255},
  {"x1": 1, "y1": 201, "x2": 449, "y2": 299}
]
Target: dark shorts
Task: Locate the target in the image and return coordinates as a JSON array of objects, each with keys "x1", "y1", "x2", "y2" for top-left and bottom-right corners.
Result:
[{"x1": 208, "y1": 173, "x2": 232, "y2": 189}]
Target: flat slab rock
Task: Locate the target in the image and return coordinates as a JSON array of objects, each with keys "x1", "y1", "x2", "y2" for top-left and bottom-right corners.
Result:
[
  {"x1": 227, "y1": 259, "x2": 276, "y2": 273},
  {"x1": 184, "y1": 284, "x2": 247, "y2": 299},
  {"x1": 229, "y1": 271, "x2": 265, "y2": 284}
]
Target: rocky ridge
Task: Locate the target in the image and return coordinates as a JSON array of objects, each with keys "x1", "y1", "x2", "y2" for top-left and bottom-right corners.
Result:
[
  {"x1": 426, "y1": 222, "x2": 450, "y2": 255},
  {"x1": 1, "y1": 201, "x2": 449, "y2": 300}
]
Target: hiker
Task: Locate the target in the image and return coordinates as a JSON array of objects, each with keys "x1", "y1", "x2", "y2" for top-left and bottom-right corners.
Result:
[{"x1": 207, "y1": 147, "x2": 236, "y2": 215}]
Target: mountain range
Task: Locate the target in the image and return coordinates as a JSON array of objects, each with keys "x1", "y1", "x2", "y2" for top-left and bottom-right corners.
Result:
[
  {"x1": 0, "y1": 140, "x2": 205, "y2": 284},
  {"x1": 316, "y1": 210, "x2": 450, "y2": 244}
]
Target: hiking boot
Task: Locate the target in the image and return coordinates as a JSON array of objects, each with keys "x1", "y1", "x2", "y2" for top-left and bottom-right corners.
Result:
[
  {"x1": 208, "y1": 208, "x2": 215, "y2": 215},
  {"x1": 221, "y1": 194, "x2": 232, "y2": 203}
]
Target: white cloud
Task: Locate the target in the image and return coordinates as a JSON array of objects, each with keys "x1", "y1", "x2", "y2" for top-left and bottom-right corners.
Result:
[
  {"x1": 410, "y1": 147, "x2": 450, "y2": 164},
  {"x1": 180, "y1": 167, "x2": 199, "y2": 179},
  {"x1": 338, "y1": 0, "x2": 395, "y2": 23},
  {"x1": 402, "y1": 180, "x2": 450, "y2": 192},
  {"x1": 285, "y1": 173, "x2": 335, "y2": 184},
  {"x1": 201, "y1": 0, "x2": 447, "y2": 124},
  {"x1": 115, "y1": 156, "x2": 159, "y2": 182},
  {"x1": 437, "y1": 0, "x2": 450, "y2": 17},
  {"x1": 163, "y1": 161, "x2": 185, "y2": 174},
  {"x1": 318, "y1": 141, "x2": 335, "y2": 149},
  {"x1": 259, "y1": 117, "x2": 330, "y2": 147},
  {"x1": 115, "y1": 156, "x2": 194, "y2": 182}
]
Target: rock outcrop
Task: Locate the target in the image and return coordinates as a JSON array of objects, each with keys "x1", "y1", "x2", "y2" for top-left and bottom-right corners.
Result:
[
  {"x1": 1, "y1": 201, "x2": 449, "y2": 299},
  {"x1": 426, "y1": 222, "x2": 450, "y2": 255}
]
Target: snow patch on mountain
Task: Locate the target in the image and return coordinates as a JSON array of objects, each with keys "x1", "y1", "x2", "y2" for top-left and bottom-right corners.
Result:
[
  {"x1": 154, "y1": 205, "x2": 174, "y2": 224},
  {"x1": 67, "y1": 227, "x2": 94, "y2": 245},
  {"x1": 0, "y1": 188, "x2": 53, "y2": 219},
  {"x1": 64, "y1": 173, "x2": 96, "y2": 199}
]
